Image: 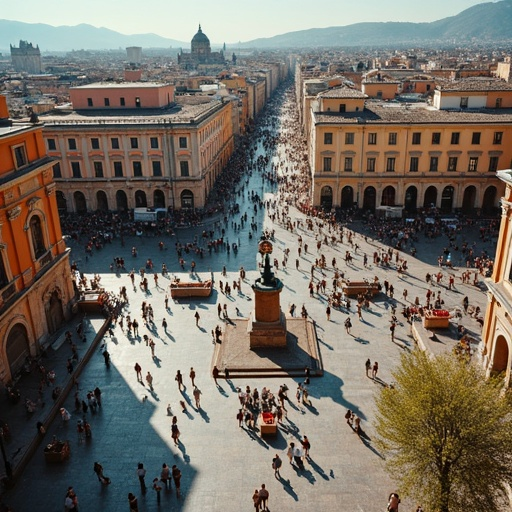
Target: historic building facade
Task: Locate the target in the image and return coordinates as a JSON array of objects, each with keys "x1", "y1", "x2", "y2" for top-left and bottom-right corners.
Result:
[
  {"x1": 41, "y1": 82, "x2": 234, "y2": 212},
  {"x1": 482, "y1": 169, "x2": 512, "y2": 386},
  {"x1": 308, "y1": 81, "x2": 512, "y2": 213},
  {"x1": 10, "y1": 40, "x2": 42, "y2": 75},
  {"x1": 178, "y1": 25, "x2": 225, "y2": 69},
  {"x1": 0, "y1": 95, "x2": 74, "y2": 385}
]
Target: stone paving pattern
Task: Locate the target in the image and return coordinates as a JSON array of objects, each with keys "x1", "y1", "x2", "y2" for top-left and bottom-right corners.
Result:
[{"x1": 0, "y1": 90, "x2": 494, "y2": 512}]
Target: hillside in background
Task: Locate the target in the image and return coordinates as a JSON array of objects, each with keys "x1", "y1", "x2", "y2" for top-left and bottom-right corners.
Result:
[{"x1": 1, "y1": 1, "x2": 512, "y2": 52}]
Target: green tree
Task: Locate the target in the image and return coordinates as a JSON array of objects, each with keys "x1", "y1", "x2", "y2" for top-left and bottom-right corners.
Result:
[{"x1": 374, "y1": 350, "x2": 512, "y2": 512}]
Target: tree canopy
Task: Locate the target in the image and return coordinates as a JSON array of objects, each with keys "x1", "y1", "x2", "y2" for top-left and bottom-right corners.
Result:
[{"x1": 374, "y1": 350, "x2": 512, "y2": 512}]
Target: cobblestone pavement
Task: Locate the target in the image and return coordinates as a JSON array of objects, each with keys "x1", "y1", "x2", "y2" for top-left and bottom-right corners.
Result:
[{"x1": 0, "y1": 89, "x2": 492, "y2": 512}]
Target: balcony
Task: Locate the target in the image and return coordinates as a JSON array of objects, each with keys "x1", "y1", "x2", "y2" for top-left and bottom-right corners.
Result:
[{"x1": 36, "y1": 250, "x2": 53, "y2": 272}]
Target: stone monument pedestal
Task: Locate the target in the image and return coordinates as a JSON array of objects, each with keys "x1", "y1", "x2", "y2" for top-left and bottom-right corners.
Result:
[{"x1": 248, "y1": 310, "x2": 287, "y2": 348}]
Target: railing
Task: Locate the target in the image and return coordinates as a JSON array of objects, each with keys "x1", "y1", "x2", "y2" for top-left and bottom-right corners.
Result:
[{"x1": 37, "y1": 250, "x2": 53, "y2": 271}]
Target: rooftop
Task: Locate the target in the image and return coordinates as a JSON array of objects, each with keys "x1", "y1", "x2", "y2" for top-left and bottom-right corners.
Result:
[
  {"x1": 317, "y1": 87, "x2": 366, "y2": 99},
  {"x1": 71, "y1": 81, "x2": 173, "y2": 90},
  {"x1": 437, "y1": 79, "x2": 512, "y2": 92},
  {"x1": 0, "y1": 122, "x2": 35, "y2": 138},
  {"x1": 314, "y1": 101, "x2": 512, "y2": 125}
]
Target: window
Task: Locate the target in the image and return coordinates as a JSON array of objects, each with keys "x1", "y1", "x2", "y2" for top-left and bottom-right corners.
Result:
[
  {"x1": 94, "y1": 162, "x2": 103, "y2": 178},
  {"x1": 52, "y1": 162, "x2": 61, "y2": 178},
  {"x1": 150, "y1": 137, "x2": 159, "y2": 149},
  {"x1": 71, "y1": 161, "x2": 81, "y2": 178},
  {"x1": 448, "y1": 157, "x2": 458, "y2": 172},
  {"x1": 104, "y1": 98, "x2": 110, "y2": 107},
  {"x1": 114, "y1": 161, "x2": 123, "y2": 177},
  {"x1": 386, "y1": 157, "x2": 395, "y2": 172},
  {"x1": 468, "y1": 157, "x2": 478, "y2": 172},
  {"x1": 12, "y1": 144, "x2": 28, "y2": 168},
  {"x1": 135, "y1": 97, "x2": 141, "y2": 108},
  {"x1": 120, "y1": 97, "x2": 125, "y2": 107},
  {"x1": 429, "y1": 156, "x2": 438, "y2": 172},
  {"x1": 324, "y1": 133, "x2": 333, "y2": 145},
  {"x1": 68, "y1": 138, "x2": 77, "y2": 150},
  {"x1": 451, "y1": 132, "x2": 460, "y2": 145},
  {"x1": 87, "y1": 98, "x2": 93, "y2": 107},
  {"x1": 388, "y1": 133, "x2": 397, "y2": 145},
  {"x1": 368, "y1": 133, "x2": 377, "y2": 145},
  {"x1": 0, "y1": 251, "x2": 9, "y2": 289},
  {"x1": 91, "y1": 138, "x2": 100, "y2": 150},
  {"x1": 152, "y1": 161, "x2": 162, "y2": 176},
  {"x1": 367, "y1": 157, "x2": 376, "y2": 172},
  {"x1": 132, "y1": 161, "x2": 143, "y2": 177},
  {"x1": 412, "y1": 132, "x2": 421, "y2": 145},
  {"x1": 30, "y1": 215, "x2": 46, "y2": 259},
  {"x1": 493, "y1": 132, "x2": 503, "y2": 145},
  {"x1": 111, "y1": 138, "x2": 120, "y2": 149},
  {"x1": 323, "y1": 157, "x2": 332, "y2": 172},
  {"x1": 47, "y1": 138, "x2": 56, "y2": 151},
  {"x1": 409, "y1": 157, "x2": 419, "y2": 172},
  {"x1": 431, "y1": 132, "x2": 441, "y2": 145},
  {"x1": 344, "y1": 157, "x2": 353, "y2": 172},
  {"x1": 130, "y1": 138, "x2": 139, "y2": 149},
  {"x1": 180, "y1": 161, "x2": 190, "y2": 177},
  {"x1": 489, "y1": 156, "x2": 499, "y2": 173},
  {"x1": 179, "y1": 137, "x2": 187, "y2": 149},
  {"x1": 345, "y1": 132, "x2": 354, "y2": 145},
  {"x1": 472, "y1": 132, "x2": 481, "y2": 145},
  {"x1": 460, "y1": 97, "x2": 468, "y2": 108},
  {"x1": 339, "y1": 104, "x2": 346, "y2": 112},
  {"x1": 496, "y1": 98, "x2": 502, "y2": 108}
]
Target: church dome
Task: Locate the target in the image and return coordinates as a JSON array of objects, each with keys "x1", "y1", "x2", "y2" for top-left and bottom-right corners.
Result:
[{"x1": 192, "y1": 25, "x2": 210, "y2": 44}]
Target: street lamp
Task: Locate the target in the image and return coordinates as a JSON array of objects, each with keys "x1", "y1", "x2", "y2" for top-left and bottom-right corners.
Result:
[{"x1": 0, "y1": 427, "x2": 12, "y2": 485}]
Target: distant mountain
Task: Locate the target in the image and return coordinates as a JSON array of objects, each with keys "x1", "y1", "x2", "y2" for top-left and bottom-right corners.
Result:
[
  {"x1": 238, "y1": 0, "x2": 512, "y2": 48},
  {"x1": 1, "y1": 1, "x2": 512, "y2": 52},
  {"x1": 0, "y1": 20, "x2": 185, "y2": 52}
]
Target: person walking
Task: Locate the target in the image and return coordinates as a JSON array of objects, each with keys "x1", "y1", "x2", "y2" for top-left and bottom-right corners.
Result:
[
  {"x1": 194, "y1": 311, "x2": 200, "y2": 327},
  {"x1": 326, "y1": 305, "x2": 331, "y2": 321},
  {"x1": 344, "y1": 317, "x2": 352, "y2": 334},
  {"x1": 162, "y1": 318, "x2": 167, "y2": 332},
  {"x1": 388, "y1": 492, "x2": 400, "y2": 512},
  {"x1": 193, "y1": 386, "x2": 202, "y2": 409},
  {"x1": 175, "y1": 370, "x2": 184, "y2": 391},
  {"x1": 365, "y1": 358, "x2": 371, "y2": 377},
  {"x1": 137, "y1": 463, "x2": 147, "y2": 494},
  {"x1": 212, "y1": 365, "x2": 220, "y2": 385},
  {"x1": 272, "y1": 454, "x2": 282, "y2": 478},
  {"x1": 64, "y1": 487, "x2": 78, "y2": 512},
  {"x1": 146, "y1": 371, "x2": 153, "y2": 390},
  {"x1": 134, "y1": 362, "x2": 142, "y2": 382},
  {"x1": 301, "y1": 435, "x2": 311, "y2": 458},
  {"x1": 160, "y1": 463, "x2": 171, "y2": 491},
  {"x1": 172, "y1": 464, "x2": 182, "y2": 498},
  {"x1": 390, "y1": 321, "x2": 396, "y2": 342},
  {"x1": 258, "y1": 484, "x2": 269, "y2": 511},
  {"x1": 152, "y1": 478, "x2": 162, "y2": 504},
  {"x1": 189, "y1": 367, "x2": 196, "y2": 387},
  {"x1": 252, "y1": 489, "x2": 260, "y2": 511},
  {"x1": 236, "y1": 408, "x2": 244, "y2": 427},
  {"x1": 372, "y1": 361, "x2": 379, "y2": 379},
  {"x1": 128, "y1": 492, "x2": 139, "y2": 511}
]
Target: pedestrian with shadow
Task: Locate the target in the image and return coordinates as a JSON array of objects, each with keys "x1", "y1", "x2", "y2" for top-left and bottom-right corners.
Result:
[
  {"x1": 160, "y1": 463, "x2": 170, "y2": 491},
  {"x1": 172, "y1": 464, "x2": 182, "y2": 498},
  {"x1": 365, "y1": 358, "x2": 371, "y2": 377},
  {"x1": 128, "y1": 492, "x2": 138, "y2": 511},
  {"x1": 272, "y1": 454, "x2": 282, "y2": 477},
  {"x1": 137, "y1": 463, "x2": 147, "y2": 493}
]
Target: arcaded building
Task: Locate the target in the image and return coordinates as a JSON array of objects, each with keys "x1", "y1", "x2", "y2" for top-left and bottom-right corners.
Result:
[
  {"x1": 482, "y1": 169, "x2": 512, "y2": 386},
  {"x1": 0, "y1": 95, "x2": 74, "y2": 384},
  {"x1": 41, "y1": 81, "x2": 234, "y2": 212},
  {"x1": 308, "y1": 79, "x2": 512, "y2": 213}
]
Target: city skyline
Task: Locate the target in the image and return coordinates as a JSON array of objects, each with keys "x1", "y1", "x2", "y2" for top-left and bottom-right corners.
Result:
[{"x1": 1, "y1": 0, "x2": 490, "y2": 44}]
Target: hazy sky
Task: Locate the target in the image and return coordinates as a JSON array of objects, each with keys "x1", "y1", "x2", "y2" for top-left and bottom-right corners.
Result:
[{"x1": 1, "y1": 0, "x2": 492, "y2": 43}]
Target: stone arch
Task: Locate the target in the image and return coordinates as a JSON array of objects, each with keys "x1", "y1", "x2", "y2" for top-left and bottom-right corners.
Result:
[
  {"x1": 180, "y1": 189, "x2": 194, "y2": 209},
  {"x1": 363, "y1": 186, "x2": 376, "y2": 212},
  {"x1": 135, "y1": 190, "x2": 147, "y2": 208},
  {"x1": 96, "y1": 190, "x2": 109, "y2": 211},
  {"x1": 116, "y1": 190, "x2": 128, "y2": 211},
  {"x1": 340, "y1": 186, "x2": 354, "y2": 209},
  {"x1": 423, "y1": 186, "x2": 438, "y2": 209},
  {"x1": 482, "y1": 186, "x2": 497, "y2": 214},
  {"x1": 73, "y1": 191, "x2": 87, "y2": 213},
  {"x1": 441, "y1": 185, "x2": 455, "y2": 212},
  {"x1": 404, "y1": 186, "x2": 418, "y2": 212},
  {"x1": 381, "y1": 186, "x2": 396, "y2": 206},
  {"x1": 56, "y1": 191, "x2": 67, "y2": 212},
  {"x1": 5, "y1": 322, "x2": 30, "y2": 378},
  {"x1": 154, "y1": 189, "x2": 165, "y2": 209},
  {"x1": 491, "y1": 334, "x2": 509, "y2": 375},
  {"x1": 320, "y1": 186, "x2": 333, "y2": 210},
  {"x1": 462, "y1": 186, "x2": 476, "y2": 214}
]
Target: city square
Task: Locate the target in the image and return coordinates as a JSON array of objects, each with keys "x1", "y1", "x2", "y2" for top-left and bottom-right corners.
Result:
[{"x1": 0, "y1": 85, "x2": 493, "y2": 511}]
